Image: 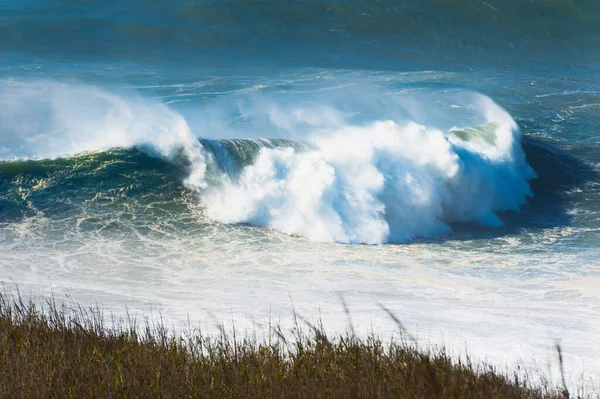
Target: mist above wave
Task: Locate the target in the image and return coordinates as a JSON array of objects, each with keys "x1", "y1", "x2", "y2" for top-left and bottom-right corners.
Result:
[{"x1": 0, "y1": 80, "x2": 207, "y2": 190}]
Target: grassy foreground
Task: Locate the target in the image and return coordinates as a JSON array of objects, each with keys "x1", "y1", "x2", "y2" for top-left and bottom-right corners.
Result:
[{"x1": 0, "y1": 293, "x2": 568, "y2": 398}]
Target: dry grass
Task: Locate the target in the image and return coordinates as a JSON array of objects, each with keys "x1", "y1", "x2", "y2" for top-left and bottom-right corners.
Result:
[{"x1": 0, "y1": 291, "x2": 571, "y2": 398}]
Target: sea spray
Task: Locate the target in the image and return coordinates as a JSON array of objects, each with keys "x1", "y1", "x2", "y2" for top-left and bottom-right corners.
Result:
[
  {"x1": 0, "y1": 80, "x2": 208, "y2": 189},
  {"x1": 201, "y1": 93, "x2": 535, "y2": 243}
]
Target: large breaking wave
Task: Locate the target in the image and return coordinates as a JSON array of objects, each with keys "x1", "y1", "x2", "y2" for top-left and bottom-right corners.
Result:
[{"x1": 0, "y1": 80, "x2": 535, "y2": 244}]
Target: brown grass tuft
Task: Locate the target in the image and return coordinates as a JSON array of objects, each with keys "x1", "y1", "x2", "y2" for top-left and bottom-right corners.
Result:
[{"x1": 0, "y1": 291, "x2": 571, "y2": 398}]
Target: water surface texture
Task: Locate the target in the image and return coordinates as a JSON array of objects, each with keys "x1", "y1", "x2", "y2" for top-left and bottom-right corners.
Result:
[{"x1": 2, "y1": 0, "x2": 600, "y2": 387}]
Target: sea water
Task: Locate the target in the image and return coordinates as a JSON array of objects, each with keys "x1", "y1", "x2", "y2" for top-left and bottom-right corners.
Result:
[{"x1": 2, "y1": 0, "x2": 600, "y2": 389}]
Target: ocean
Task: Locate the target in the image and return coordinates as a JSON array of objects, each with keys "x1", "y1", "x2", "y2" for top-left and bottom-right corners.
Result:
[{"x1": 1, "y1": 0, "x2": 600, "y2": 388}]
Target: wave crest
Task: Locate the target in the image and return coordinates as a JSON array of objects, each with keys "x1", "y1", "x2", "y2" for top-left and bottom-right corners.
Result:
[
  {"x1": 201, "y1": 94, "x2": 534, "y2": 243},
  {"x1": 0, "y1": 81, "x2": 207, "y2": 190}
]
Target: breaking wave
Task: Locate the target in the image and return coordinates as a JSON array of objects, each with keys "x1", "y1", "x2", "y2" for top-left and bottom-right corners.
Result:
[{"x1": 0, "y1": 80, "x2": 535, "y2": 244}]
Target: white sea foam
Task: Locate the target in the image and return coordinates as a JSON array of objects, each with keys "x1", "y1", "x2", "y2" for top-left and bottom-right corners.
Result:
[{"x1": 201, "y1": 93, "x2": 535, "y2": 243}]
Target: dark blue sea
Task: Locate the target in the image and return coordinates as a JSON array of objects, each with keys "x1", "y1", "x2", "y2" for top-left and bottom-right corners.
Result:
[{"x1": 1, "y1": 0, "x2": 600, "y2": 387}]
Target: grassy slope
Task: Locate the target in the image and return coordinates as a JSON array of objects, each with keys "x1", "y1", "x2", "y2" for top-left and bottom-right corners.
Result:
[{"x1": 0, "y1": 293, "x2": 567, "y2": 398}]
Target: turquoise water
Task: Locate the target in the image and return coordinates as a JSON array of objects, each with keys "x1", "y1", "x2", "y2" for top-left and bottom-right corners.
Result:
[{"x1": 2, "y1": 0, "x2": 600, "y2": 388}]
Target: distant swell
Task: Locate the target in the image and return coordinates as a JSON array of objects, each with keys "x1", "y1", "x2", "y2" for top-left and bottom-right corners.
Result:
[
  {"x1": 2, "y1": 0, "x2": 599, "y2": 67},
  {"x1": 0, "y1": 80, "x2": 535, "y2": 244}
]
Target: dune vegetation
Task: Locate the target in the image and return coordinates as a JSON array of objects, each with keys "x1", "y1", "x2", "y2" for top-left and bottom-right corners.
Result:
[{"x1": 0, "y1": 291, "x2": 573, "y2": 398}]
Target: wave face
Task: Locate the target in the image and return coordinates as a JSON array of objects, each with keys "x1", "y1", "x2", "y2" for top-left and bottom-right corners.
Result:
[
  {"x1": 0, "y1": 81, "x2": 207, "y2": 190},
  {"x1": 0, "y1": 81, "x2": 534, "y2": 244},
  {"x1": 2, "y1": 0, "x2": 599, "y2": 68}
]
